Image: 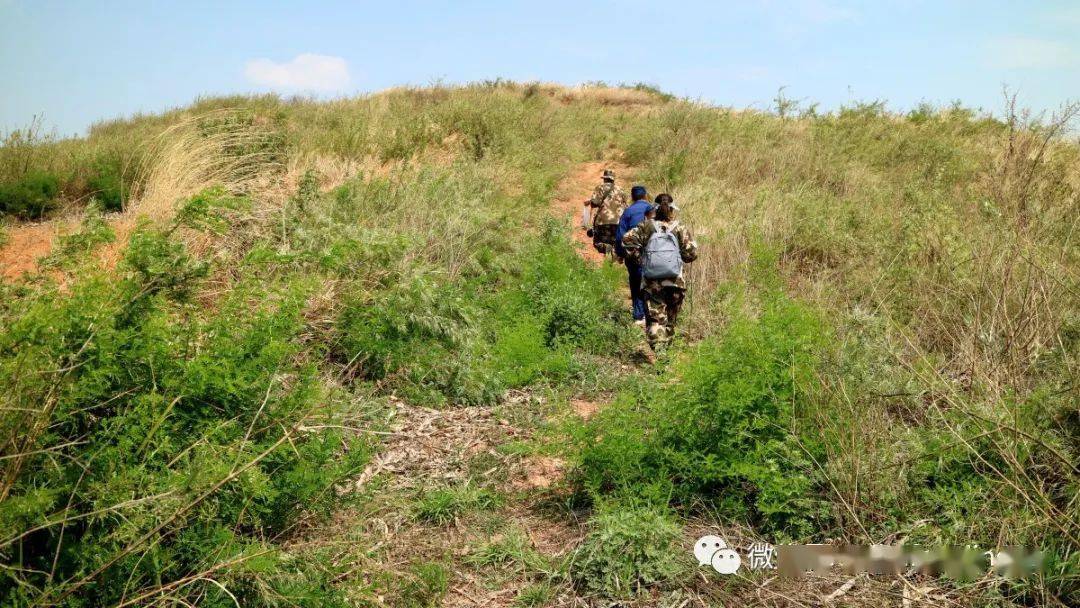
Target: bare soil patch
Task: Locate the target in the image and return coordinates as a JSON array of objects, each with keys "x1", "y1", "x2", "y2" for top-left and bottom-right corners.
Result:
[
  {"x1": 0, "y1": 219, "x2": 71, "y2": 280},
  {"x1": 513, "y1": 456, "x2": 566, "y2": 491},
  {"x1": 570, "y1": 399, "x2": 601, "y2": 420}
]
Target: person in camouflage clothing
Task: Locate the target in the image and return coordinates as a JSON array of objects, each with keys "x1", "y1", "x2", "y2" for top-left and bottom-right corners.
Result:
[
  {"x1": 584, "y1": 169, "x2": 628, "y2": 255},
  {"x1": 620, "y1": 193, "x2": 698, "y2": 348}
]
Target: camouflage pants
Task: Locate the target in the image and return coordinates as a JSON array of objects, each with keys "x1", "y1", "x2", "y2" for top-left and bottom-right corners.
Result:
[
  {"x1": 592, "y1": 224, "x2": 617, "y2": 254},
  {"x1": 643, "y1": 284, "x2": 685, "y2": 346}
]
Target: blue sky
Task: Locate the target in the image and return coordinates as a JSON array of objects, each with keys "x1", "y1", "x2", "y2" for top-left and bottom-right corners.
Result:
[{"x1": 2, "y1": 0, "x2": 1078, "y2": 136}]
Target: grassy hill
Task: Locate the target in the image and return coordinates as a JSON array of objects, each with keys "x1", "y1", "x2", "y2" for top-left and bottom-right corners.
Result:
[{"x1": 1, "y1": 82, "x2": 1077, "y2": 606}]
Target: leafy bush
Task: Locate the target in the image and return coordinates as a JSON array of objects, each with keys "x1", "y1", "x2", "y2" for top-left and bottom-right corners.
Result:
[
  {"x1": 628, "y1": 82, "x2": 676, "y2": 102},
  {"x1": 0, "y1": 171, "x2": 60, "y2": 219},
  {"x1": 569, "y1": 503, "x2": 686, "y2": 598},
  {"x1": 576, "y1": 289, "x2": 831, "y2": 539},
  {"x1": 40, "y1": 210, "x2": 116, "y2": 269},
  {"x1": 513, "y1": 220, "x2": 626, "y2": 344},
  {"x1": 332, "y1": 220, "x2": 626, "y2": 406},
  {"x1": 0, "y1": 191, "x2": 367, "y2": 607},
  {"x1": 86, "y1": 155, "x2": 129, "y2": 211}
]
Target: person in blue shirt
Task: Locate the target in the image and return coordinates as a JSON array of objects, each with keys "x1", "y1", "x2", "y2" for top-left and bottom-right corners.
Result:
[{"x1": 615, "y1": 185, "x2": 655, "y2": 324}]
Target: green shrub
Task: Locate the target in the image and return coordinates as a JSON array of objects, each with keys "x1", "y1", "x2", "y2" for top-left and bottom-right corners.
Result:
[
  {"x1": 331, "y1": 221, "x2": 625, "y2": 406},
  {"x1": 334, "y1": 277, "x2": 502, "y2": 405},
  {"x1": 516, "y1": 220, "x2": 625, "y2": 352},
  {"x1": 0, "y1": 193, "x2": 367, "y2": 607},
  {"x1": 576, "y1": 289, "x2": 831, "y2": 539},
  {"x1": 86, "y1": 156, "x2": 129, "y2": 211},
  {"x1": 489, "y1": 316, "x2": 575, "y2": 387},
  {"x1": 569, "y1": 503, "x2": 686, "y2": 598},
  {"x1": 39, "y1": 210, "x2": 116, "y2": 269},
  {"x1": 0, "y1": 171, "x2": 60, "y2": 219},
  {"x1": 628, "y1": 82, "x2": 676, "y2": 102}
]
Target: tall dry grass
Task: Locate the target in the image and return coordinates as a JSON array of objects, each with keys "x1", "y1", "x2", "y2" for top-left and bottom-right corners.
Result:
[{"x1": 132, "y1": 110, "x2": 284, "y2": 221}]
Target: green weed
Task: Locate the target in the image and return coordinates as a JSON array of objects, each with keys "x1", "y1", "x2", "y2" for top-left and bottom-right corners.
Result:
[
  {"x1": 468, "y1": 528, "x2": 551, "y2": 574},
  {"x1": 415, "y1": 484, "x2": 503, "y2": 525},
  {"x1": 569, "y1": 502, "x2": 687, "y2": 599},
  {"x1": 515, "y1": 582, "x2": 555, "y2": 607},
  {"x1": 86, "y1": 154, "x2": 130, "y2": 211},
  {"x1": 398, "y1": 562, "x2": 450, "y2": 608}
]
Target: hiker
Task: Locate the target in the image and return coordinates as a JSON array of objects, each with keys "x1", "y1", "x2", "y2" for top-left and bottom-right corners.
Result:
[
  {"x1": 615, "y1": 185, "x2": 655, "y2": 325},
  {"x1": 621, "y1": 193, "x2": 698, "y2": 347},
  {"x1": 583, "y1": 169, "x2": 628, "y2": 256}
]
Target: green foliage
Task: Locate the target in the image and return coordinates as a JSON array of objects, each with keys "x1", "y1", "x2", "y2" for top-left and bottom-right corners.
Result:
[
  {"x1": 468, "y1": 528, "x2": 551, "y2": 574},
  {"x1": 569, "y1": 502, "x2": 686, "y2": 599},
  {"x1": 122, "y1": 224, "x2": 210, "y2": 313},
  {"x1": 627, "y1": 82, "x2": 676, "y2": 102},
  {"x1": 174, "y1": 185, "x2": 249, "y2": 233},
  {"x1": 576, "y1": 287, "x2": 831, "y2": 539},
  {"x1": 40, "y1": 209, "x2": 116, "y2": 269},
  {"x1": 415, "y1": 484, "x2": 502, "y2": 525},
  {"x1": 338, "y1": 277, "x2": 474, "y2": 376},
  {"x1": 332, "y1": 219, "x2": 626, "y2": 406},
  {"x1": 86, "y1": 155, "x2": 129, "y2": 211},
  {"x1": 0, "y1": 193, "x2": 367, "y2": 607},
  {"x1": 397, "y1": 562, "x2": 450, "y2": 608},
  {"x1": 515, "y1": 582, "x2": 555, "y2": 607},
  {"x1": 0, "y1": 171, "x2": 59, "y2": 219}
]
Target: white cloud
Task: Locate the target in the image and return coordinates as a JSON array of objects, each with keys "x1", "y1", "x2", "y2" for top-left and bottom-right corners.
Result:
[
  {"x1": 989, "y1": 37, "x2": 1076, "y2": 70},
  {"x1": 244, "y1": 53, "x2": 351, "y2": 91}
]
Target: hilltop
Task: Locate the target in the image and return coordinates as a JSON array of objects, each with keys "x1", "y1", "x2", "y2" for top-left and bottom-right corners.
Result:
[{"x1": 1, "y1": 82, "x2": 1077, "y2": 607}]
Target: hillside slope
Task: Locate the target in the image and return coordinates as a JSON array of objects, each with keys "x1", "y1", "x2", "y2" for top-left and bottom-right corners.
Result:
[{"x1": 0, "y1": 83, "x2": 1077, "y2": 607}]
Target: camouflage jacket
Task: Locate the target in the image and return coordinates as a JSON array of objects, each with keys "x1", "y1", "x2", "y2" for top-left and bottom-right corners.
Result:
[
  {"x1": 622, "y1": 219, "x2": 698, "y2": 289},
  {"x1": 589, "y1": 182, "x2": 628, "y2": 226}
]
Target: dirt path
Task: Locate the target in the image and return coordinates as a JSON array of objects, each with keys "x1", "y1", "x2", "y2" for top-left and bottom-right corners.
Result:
[
  {"x1": 550, "y1": 160, "x2": 631, "y2": 266},
  {"x1": 317, "y1": 396, "x2": 584, "y2": 607}
]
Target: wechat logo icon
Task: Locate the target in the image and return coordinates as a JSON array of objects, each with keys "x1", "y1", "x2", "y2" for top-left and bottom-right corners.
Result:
[{"x1": 693, "y1": 535, "x2": 742, "y2": 575}]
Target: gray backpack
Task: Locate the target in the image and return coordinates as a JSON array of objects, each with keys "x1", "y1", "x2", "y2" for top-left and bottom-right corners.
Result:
[{"x1": 642, "y1": 221, "x2": 683, "y2": 280}]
